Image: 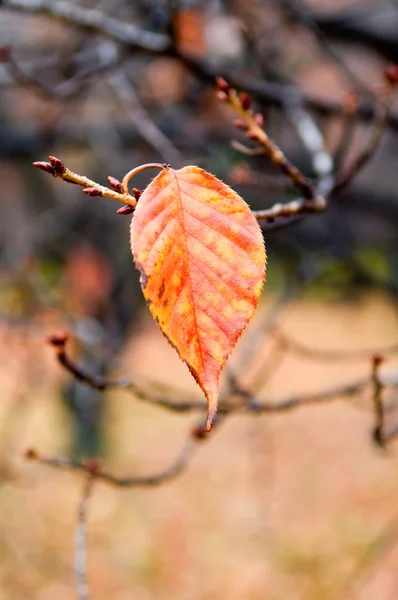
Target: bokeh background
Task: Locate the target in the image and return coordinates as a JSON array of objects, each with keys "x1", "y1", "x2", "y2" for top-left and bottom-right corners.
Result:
[{"x1": 1, "y1": 0, "x2": 398, "y2": 598}]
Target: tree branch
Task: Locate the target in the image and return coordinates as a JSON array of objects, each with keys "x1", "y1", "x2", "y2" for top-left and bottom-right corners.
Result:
[
  {"x1": 2, "y1": 0, "x2": 169, "y2": 52},
  {"x1": 75, "y1": 474, "x2": 94, "y2": 600}
]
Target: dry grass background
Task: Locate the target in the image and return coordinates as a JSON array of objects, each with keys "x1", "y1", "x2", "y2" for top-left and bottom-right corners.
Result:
[{"x1": 1, "y1": 291, "x2": 398, "y2": 600}]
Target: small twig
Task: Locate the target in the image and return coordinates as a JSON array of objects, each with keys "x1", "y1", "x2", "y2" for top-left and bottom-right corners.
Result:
[
  {"x1": 109, "y1": 71, "x2": 182, "y2": 164},
  {"x1": 333, "y1": 66, "x2": 398, "y2": 194},
  {"x1": 332, "y1": 91, "x2": 359, "y2": 173},
  {"x1": 46, "y1": 331, "x2": 392, "y2": 416},
  {"x1": 33, "y1": 156, "x2": 137, "y2": 208},
  {"x1": 273, "y1": 327, "x2": 398, "y2": 362},
  {"x1": 75, "y1": 474, "x2": 94, "y2": 600},
  {"x1": 230, "y1": 140, "x2": 266, "y2": 156},
  {"x1": 286, "y1": 104, "x2": 333, "y2": 180},
  {"x1": 47, "y1": 332, "x2": 207, "y2": 412},
  {"x1": 2, "y1": 0, "x2": 169, "y2": 52},
  {"x1": 217, "y1": 78, "x2": 325, "y2": 205},
  {"x1": 229, "y1": 163, "x2": 292, "y2": 191},
  {"x1": 371, "y1": 355, "x2": 385, "y2": 446},
  {"x1": 26, "y1": 436, "x2": 198, "y2": 488}
]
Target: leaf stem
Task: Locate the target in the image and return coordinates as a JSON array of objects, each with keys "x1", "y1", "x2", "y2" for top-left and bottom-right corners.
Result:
[{"x1": 122, "y1": 163, "x2": 167, "y2": 194}]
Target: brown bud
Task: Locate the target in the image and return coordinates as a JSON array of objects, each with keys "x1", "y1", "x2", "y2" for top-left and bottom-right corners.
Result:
[
  {"x1": 83, "y1": 187, "x2": 103, "y2": 197},
  {"x1": 48, "y1": 155, "x2": 64, "y2": 173},
  {"x1": 47, "y1": 331, "x2": 68, "y2": 348},
  {"x1": 342, "y1": 90, "x2": 359, "y2": 114},
  {"x1": 384, "y1": 65, "x2": 398, "y2": 85},
  {"x1": 230, "y1": 163, "x2": 250, "y2": 184},
  {"x1": 24, "y1": 448, "x2": 39, "y2": 460},
  {"x1": 233, "y1": 119, "x2": 247, "y2": 130},
  {"x1": 83, "y1": 458, "x2": 102, "y2": 474},
  {"x1": 191, "y1": 424, "x2": 209, "y2": 440},
  {"x1": 246, "y1": 130, "x2": 258, "y2": 141},
  {"x1": 372, "y1": 354, "x2": 384, "y2": 368},
  {"x1": 33, "y1": 161, "x2": 56, "y2": 175},
  {"x1": 108, "y1": 176, "x2": 123, "y2": 193},
  {"x1": 132, "y1": 188, "x2": 142, "y2": 200},
  {"x1": 0, "y1": 45, "x2": 10, "y2": 63},
  {"x1": 216, "y1": 76, "x2": 230, "y2": 93},
  {"x1": 239, "y1": 92, "x2": 251, "y2": 110},
  {"x1": 255, "y1": 113, "x2": 264, "y2": 127},
  {"x1": 216, "y1": 90, "x2": 228, "y2": 102},
  {"x1": 117, "y1": 205, "x2": 135, "y2": 215}
]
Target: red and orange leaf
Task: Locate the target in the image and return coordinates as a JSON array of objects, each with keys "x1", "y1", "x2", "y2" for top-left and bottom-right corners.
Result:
[{"x1": 130, "y1": 166, "x2": 266, "y2": 430}]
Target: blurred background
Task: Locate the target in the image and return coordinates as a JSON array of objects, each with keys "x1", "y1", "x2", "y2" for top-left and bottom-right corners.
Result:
[{"x1": 1, "y1": 0, "x2": 398, "y2": 598}]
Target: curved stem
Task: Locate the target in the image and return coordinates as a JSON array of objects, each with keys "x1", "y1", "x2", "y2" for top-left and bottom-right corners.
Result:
[{"x1": 122, "y1": 162, "x2": 166, "y2": 194}]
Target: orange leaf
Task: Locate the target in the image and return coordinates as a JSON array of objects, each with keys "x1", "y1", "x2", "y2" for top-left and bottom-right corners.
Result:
[{"x1": 130, "y1": 166, "x2": 266, "y2": 430}]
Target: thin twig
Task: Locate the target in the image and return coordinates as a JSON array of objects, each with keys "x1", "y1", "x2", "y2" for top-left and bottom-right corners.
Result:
[
  {"x1": 4, "y1": 0, "x2": 398, "y2": 131},
  {"x1": 47, "y1": 332, "x2": 392, "y2": 416},
  {"x1": 273, "y1": 327, "x2": 398, "y2": 362},
  {"x1": 2, "y1": 0, "x2": 169, "y2": 52},
  {"x1": 332, "y1": 91, "x2": 359, "y2": 173},
  {"x1": 33, "y1": 156, "x2": 137, "y2": 207},
  {"x1": 217, "y1": 79, "x2": 325, "y2": 204},
  {"x1": 371, "y1": 355, "x2": 385, "y2": 446},
  {"x1": 26, "y1": 437, "x2": 198, "y2": 487},
  {"x1": 333, "y1": 69, "x2": 398, "y2": 194},
  {"x1": 109, "y1": 71, "x2": 183, "y2": 164},
  {"x1": 75, "y1": 474, "x2": 94, "y2": 600}
]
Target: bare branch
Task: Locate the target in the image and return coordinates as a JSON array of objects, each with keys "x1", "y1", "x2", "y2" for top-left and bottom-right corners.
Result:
[
  {"x1": 273, "y1": 327, "x2": 398, "y2": 362},
  {"x1": 2, "y1": 0, "x2": 169, "y2": 52},
  {"x1": 217, "y1": 79, "x2": 324, "y2": 203},
  {"x1": 333, "y1": 67, "x2": 398, "y2": 194},
  {"x1": 371, "y1": 355, "x2": 386, "y2": 446},
  {"x1": 75, "y1": 474, "x2": 94, "y2": 600},
  {"x1": 26, "y1": 437, "x2": 198, "y2": 488},
  {"x1": 109, "y1": 71, "x2": 183, "y2": 165},
  {"x1": 4, "y1": 0, "x2": 398, "y2": 133},
  {"x1": 33, "y1": 156, "x2": 137, "y2": 208}
]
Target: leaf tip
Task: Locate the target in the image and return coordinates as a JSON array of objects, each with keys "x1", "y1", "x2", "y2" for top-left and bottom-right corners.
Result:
[{"x1": 204, "y1": 397, "x2": 218, "y2": 432}]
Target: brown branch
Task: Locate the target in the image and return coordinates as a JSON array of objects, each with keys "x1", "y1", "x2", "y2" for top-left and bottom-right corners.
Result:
[
  {"x1": 4, "y1": 0, "x2": 398, "y2": 132},
  {"x1": 217, "y1": 78, "x2": 324, "y2": 203},
  {"x1": 26, "y1": 436, "x2": 198, "y2": 488},
  {"x1": 2, "y1": 0, "x2": 169, "y2": 52},
  {"x1": 75, "y1": 474, "x2": 94, "y2": 600},
  {"x1": 46, "y1": 331, "x2": 384, "y2": 417},
  {"x1": 333, "y1": 67, "x2": 398, "y2": 194},
  {"x1": 332, "y1": 91, "x2": 360, "y2": 173},
  {"x1": 46, "y1": 332, "x2": 207, "y2": 412},
  {"x1": 371, "y1": 355, "x2": 386, "y2": 446},
  {"x1": 33, "y1": 156, "x2": 137, "y2": 208},
  {"x1": 273, "y1": 327, "x2": 398, "y2": 362}
]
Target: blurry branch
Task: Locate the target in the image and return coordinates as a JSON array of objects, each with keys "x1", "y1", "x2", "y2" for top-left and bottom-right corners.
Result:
[
  {"x1": 75, "y1": 474, "x2": 94, "y2": 600},
  {"x1": 109, "y1": 71, "x2": 183, "y2": 165},
  {"x1": 6, "y1": 42, "x2": 122, "y2": 100},
  {"x1": 285, "y1": 104, "x2": 333, "y2": 180},
  {"x1": 216, "y1": 72, "x2": 397, "y2": 225},
  {"x1": 333, "y1": 66, "x2": 398, "y2": 194},
  {"x1": 371, "y1": 355, "x2": 386, "y2": 447},
  {"x1": 229, "y1": 163, "x2": 292, "y2": 192},
  {"x1": 311, "y1": 7, "x2": 398, "y2": 64},
  {"x1": 273, "y1": 327, "x2": 398, "y2": 362},
  {"x1": 216, "y1": 77, "x2": 328, "y2": 223},
  {"x1": 1, "y1": 0, "x2": 169, "y2": 52},
  {"x1": 3, "y1": 0, "x2": 398, "y2": 131},
  {"x1": 280, "y1": 0, "x2": 375, "y2": 97},
  {"x1": 332, "y1": 91, "x2": 359, "y2": 173},
  {"x1": 46, "y1": 330, "x2": 398, "y2": 420},
  {"x1": 26, "y1": 436, "x2": 199, "y2": 487},
  {"x1": 217, "y1": 78, "x2": 324, "y2": 202},
  {"x1": 47, "y1": 331, "x2": 207, "y2": 412}
]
